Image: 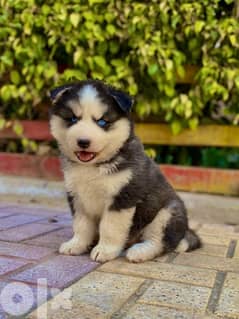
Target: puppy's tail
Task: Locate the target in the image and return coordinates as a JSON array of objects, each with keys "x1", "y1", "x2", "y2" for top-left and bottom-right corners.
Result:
[{"x1": 176, "y1": 229, "x2": 202, "y2": 253}]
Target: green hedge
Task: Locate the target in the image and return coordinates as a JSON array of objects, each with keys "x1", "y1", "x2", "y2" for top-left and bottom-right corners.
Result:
[{"x1": 0, "y1": 0, "x2": 239, "y2": 133}]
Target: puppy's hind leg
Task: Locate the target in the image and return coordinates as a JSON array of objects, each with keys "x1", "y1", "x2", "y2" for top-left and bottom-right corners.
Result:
[{"x1": 126, "y1": 208, "x2": 172, "y2": 263}]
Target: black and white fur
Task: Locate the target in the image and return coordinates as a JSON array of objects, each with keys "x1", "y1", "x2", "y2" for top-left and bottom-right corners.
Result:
[{"x1": 49, "y1": 80, "x2": 201, "y2": 263}]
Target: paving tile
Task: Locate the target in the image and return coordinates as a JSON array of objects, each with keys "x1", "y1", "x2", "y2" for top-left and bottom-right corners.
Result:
[
  {"x1": 11, "y1": 255, "x2": 98, "y2": 289},
  {"x1": 153, "y1": 254, "x2": 170, "y2": 262},
  {"x1": 0, "y1": 280, "x2": 58, "y2": 318},
  {"x1": 0, "y1": 310, "x2": 7, "y2": 319},
  {"x1": 0, "y1": 241, "x2": 55, "y2": 260},
  {"x1": 24, "y1": 227, "x2": 73, "y2": 249},
  {"x1": 0, "y1": 206, "x2": 67, "y2": 217},
  {"x1": 199, "y1": 235, "x2": 231, "y2": 246},
  {"x1": 28, "y1": 271, "x2": 145, "y2": 319},
  {"x1": 0, "y1": 223, "x2": 61, "y2": 242},
  {"x1": 199, "y1": 224, "x2": 239, "y2": 239},
  {"x1": 99, "y1": 258, "x2": 216, "y2": 287},
  {"x1": 122, "y1": 303, "x2": 204, "y2": 319},
  {"x1": 190, "y1": 244, "x2": 228, "y2": 257},
  {"x1": 233, "y1": 241, "x2": 239, "y2": 258},
  {"x1": 0, "y1": 214, "x2": 45, "y2": 230},
  {"x1": 0, "y1": 204, "x2": 17, "y2": 210},
  {"x1": 0, "y1": 211, "x2": 17, "y2": 218},
  {"x1": 188, "y1": 220, "x2": 202, "y2": 231},
  {"x1": 199, "y1": 223, "x2": 236, "y2": 235},
  {"x1": 0, "y1": 256, "x2": 29, "y2": 276},
  {"x1": 216, "y1": 272, "x2": 239, "y2": 318},
  {"x1": 222, "y1": 272, "x2": 239, "y2": 289},
  {"x1": 39, "y1": 216, "x2": 72, "y2": 227},
  {"x1": 235, "y1": 225, "x2": 239, "y2": 233},
  {"x1": 173, "y1": 253, "x2": 239, "y2": 272},
  {"x1": 138, "y1": 280, "x2": 211, "y2": 313}
]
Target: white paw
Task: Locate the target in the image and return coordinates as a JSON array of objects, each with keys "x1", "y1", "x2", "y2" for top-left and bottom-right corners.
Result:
[
  {"x1": 175, "y1": 238, "x2": 189, "y2": 253},
  {"x1": 90, "y1": 244, "x2": 121, "y2": 262},
  {"x1": 59, "y1": 238, "x2": 87, "y2": 256},
  {"x1": 126, "y1": 244, "x2": 146, "y2": 263},
  {"x1": 126, "y1": 242, "x2": 159, "y2": 263}
]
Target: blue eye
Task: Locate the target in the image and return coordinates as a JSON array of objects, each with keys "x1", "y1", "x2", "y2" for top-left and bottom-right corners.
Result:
[
  {"x1": 70, "y1": 116, "x2": 78, "y2": 124},
  {"x1": 97, "y1": 119, "x2": 107, "y2": 128}
]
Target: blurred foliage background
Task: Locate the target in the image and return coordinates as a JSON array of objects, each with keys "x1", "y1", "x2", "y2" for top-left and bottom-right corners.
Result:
[{"x1": 0, "y1": 0, "x2": 238, "y2": 167}]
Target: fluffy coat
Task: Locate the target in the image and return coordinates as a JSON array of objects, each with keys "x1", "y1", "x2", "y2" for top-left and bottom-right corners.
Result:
[{"x1": 49, "y1": 79, "x2": 201, "y2": 262}]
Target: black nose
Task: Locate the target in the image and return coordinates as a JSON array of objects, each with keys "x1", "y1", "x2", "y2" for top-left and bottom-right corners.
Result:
[{"x1": 77, "y1": 139, "x2": 90, "y2": 149}]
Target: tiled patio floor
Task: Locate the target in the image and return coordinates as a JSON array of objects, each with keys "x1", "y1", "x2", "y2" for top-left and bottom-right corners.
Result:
[
  {"x1": 0, "y1": 203, "x2": 98, "y2": 318},
  {"x1": 0, "y1": 203, "x2": 238, "y2": 318}
]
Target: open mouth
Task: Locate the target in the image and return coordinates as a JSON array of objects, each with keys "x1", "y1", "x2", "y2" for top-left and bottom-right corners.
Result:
[{"x1": 75, "y1": 151, "x2": 97, "y2": 162}]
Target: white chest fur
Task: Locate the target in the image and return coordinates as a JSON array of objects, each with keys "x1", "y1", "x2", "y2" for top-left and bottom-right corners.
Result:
[{"x1": 63, "y1": 164, "x2": 132, "y2": 217}]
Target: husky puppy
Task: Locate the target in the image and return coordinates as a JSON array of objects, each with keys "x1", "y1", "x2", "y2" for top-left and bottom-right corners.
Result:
[{"x1": 49, "y1": 80, "x2": 201, "y2": 263}]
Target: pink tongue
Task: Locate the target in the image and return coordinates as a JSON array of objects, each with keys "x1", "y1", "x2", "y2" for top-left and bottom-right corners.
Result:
[{"x1": 76, "y1": 151, "x2": 95, "y2": 162}]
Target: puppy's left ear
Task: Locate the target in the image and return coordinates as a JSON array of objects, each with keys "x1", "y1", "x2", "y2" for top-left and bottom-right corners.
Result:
[
  {"x1": 49, "y1": 85, "x2": 72, "y2": 102},
  {"x1": 108, "y1": 88, "x2": 133, "y2": 113}
]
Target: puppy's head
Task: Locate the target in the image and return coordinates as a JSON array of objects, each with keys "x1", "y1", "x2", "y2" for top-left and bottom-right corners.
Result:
[{"x1": 49, "y1": 80, "x2": 133, "y2": 165}]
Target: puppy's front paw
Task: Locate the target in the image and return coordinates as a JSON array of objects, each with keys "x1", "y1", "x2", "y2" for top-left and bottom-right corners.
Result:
[
  {"x1": 59, "y1": 238, "x2": 87, "y2": 256},
  {"x1": 90, "y1": 244, "x2": 120, "y2": 262}
]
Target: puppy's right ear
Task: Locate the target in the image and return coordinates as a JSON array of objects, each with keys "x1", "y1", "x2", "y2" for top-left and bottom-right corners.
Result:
[
  {"x1": 49, "y1": 85, "x2": 72, "y2": 102},
  {"x1": 108, "y1": 88, "x2": 133, "y2": 113}
]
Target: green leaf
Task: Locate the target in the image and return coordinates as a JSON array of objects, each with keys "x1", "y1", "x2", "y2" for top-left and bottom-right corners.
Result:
[
  {"x1": 164, "y1": 85, "x2": 174, "y2": 97},
  {"x1": 195, "y1": 21, "x2": 204, "y2": 33},
  {"x1": 10, "y1": 71, "x2": 20, "y2": 85},
  {"x1": 0, "y1": 118, "x2": 6, "y2": 130},
  {"x1": 128, "y1": 83, "x2": 138, "y2": 95},
  {"x1": 29, "y1": 141, "x2": 38, "y2": 152},
  {"x1": 73, "y1": 48, "x2": 83, "y2": 65},
  {"x1": 147, "y1": 64, "x2": 158, "y2": 76},
  {"x1": 111, "y1": 59, "x2": 125, "y2": 67},
  {"x1": 109, "y1": 42, "x2": 119, "y2": 54},
  {"x1": 176, "y1": 65, "x2": 185, "y2": 78},
  {"x1": 89, "y1": 0, "x2": 105, "y2": 4},
  {"x1": 94, "y1": 56, "x2": 107, "y2": 68},
  {"x1": 171, "y1": 120, "x2": 182, "y2": 135},
  {"x1": 63, "y1": 69, "x2": 85, "y2": 81},
  {"x1": 106, "y1": 24, "x2": 116, "y2": 35},
  {"x1": 21, "y1": 138, "x2": 29, "y2": 148},
  {"x1": 235, "y1": 76, "x2": 239, "y2": 89},
  {"x1": 70, "y1": 13, "x2": 80, "y2": 27},
  {"x1": 145, "y1": 148, "x2": 156, "y2": 159},
  {"x1": 41, "y1": 4, "x2": 51, "y2": 15},
  {"x1": 44, "y1": 65, "x2": 56, "y2": 78},
  {"x1": 229, "y1": 35, "x2": 237, "y2": 46},
  {"x1": 13, "y1": 122, "x2": 24, "y2": 136},
  {"x1": 188, "y1": 117, "x2": 199, "y2": 130},
  {"x1": 0, "y1": 86, "x2": 12, "y2": 101}
]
